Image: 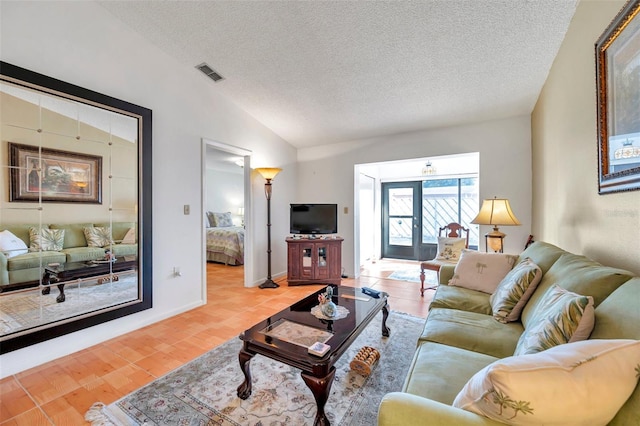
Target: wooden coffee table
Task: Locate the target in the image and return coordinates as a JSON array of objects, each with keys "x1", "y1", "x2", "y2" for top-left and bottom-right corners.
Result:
[
  {"x1": 42, "y1": 256, "x2": 138, "y2": 303},
  {"x1": 237, "y1": 286, "x2": 389, "y2": 426}
]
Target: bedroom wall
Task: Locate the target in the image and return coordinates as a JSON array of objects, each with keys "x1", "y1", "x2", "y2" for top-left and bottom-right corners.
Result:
[
  {"x1": 531, "y1": 0, "x2": 639, "y2": 275},
  {"x1": 297, "y1": 115, "x2": 533, "y2": 276},
  {"x1": 205, "y1": 168, "x2": 244, "y2": 222},
  {"x1": 0, "y1": 1, "x2": 297, "y2": 376}
]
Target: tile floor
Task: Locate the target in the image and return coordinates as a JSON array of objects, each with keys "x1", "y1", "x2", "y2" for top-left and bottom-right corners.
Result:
[{"x1": 0, "y1": 259, "x2": 436, "y2": 425}]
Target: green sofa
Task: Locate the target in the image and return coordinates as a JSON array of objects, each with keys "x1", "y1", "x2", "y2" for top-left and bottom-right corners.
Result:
[
  {"x1": 378, "y1": 241, "x2": 639, "y2": 425},
  {"x1": 0, "y1": 222, "x2": 137, "y2": 290}
]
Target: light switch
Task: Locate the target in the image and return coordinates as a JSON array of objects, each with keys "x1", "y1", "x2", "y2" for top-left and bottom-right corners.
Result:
[
  {"x1": 343, "y1": 207, "x2": 348, "y2": 214},
  {"x1": 183, "y1": 205, "x2": 190, "y2": 215}
]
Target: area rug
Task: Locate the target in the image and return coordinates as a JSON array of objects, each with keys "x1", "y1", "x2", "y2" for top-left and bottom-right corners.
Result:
[
  {"x1": 0, "y1": 273, "x2": 137, "y2": 335},
  {"x1": 86, "y1": 312, "x2": 425, "y2": 426},
  {"x1": 387, "y1": 269, "x2": 423, "y2": 283}
]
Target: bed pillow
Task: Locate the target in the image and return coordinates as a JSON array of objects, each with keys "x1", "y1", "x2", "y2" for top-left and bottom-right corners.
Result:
[
  {"x1": 206, "y1": 211, "x2": 216, "y2": 228},
  {"x1": 83, "y1": 227, "x2": 113, "y2": 247},
  {"x1": 211, "y1": 212, "x2": 233, "y2": 227},
  {"x1": 448, "y1": 249, "x2": 519, "y2": 294},
  {"x1": 435, "y1": 237, "x2": 466, "y2": 261},
  {"x1": 514, "y1": 285, "x2": 594, "y2": 356},
  {"x1": 490, "y1": 258, "x2": 542, "y2": 323},
  {"x1": 29, "y1": 227, "x2": 65, "y2": 251},
  {"x1": 453, "y1": 339, "x2": 640, "y2": 426},
  {"x1": 0, "y1": 230, "x2": 29, "y2": 258},
  {"x1": 121, "y1": 227, "x2": 136, "y2": 244}
]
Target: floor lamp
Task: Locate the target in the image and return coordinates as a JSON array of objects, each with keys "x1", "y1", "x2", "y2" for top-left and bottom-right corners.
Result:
[{"x1": 256, "y1": 167, "x2": 282, "y2": 289}]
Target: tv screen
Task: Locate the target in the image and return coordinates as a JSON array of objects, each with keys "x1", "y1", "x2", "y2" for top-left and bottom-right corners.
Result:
[{"x1": 290, "y1": 204, "x2": 338, "y2": 234}]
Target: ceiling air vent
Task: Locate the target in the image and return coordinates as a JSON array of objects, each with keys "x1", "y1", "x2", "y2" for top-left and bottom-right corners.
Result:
[{"x1": 195, "y1": 62, "x2": 224, "y2": 82}]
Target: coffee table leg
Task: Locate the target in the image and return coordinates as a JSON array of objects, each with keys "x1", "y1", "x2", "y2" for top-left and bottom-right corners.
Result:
[
  {"x1": 237, "y1": 349, "x2": 254, "y2": 399},
  {"x1": 56, "y1": 283, "x2": 66, "y2": 303},
  {"x1": 382, "y1": 300, "x2": 390, "y2": 337},
  {"x1": 301, "y1": 367, "x2": 336, "y2": 426}
]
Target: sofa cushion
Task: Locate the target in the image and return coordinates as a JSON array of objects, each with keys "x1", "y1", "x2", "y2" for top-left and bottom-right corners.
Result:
[
  {"x1": 28, "y1": 227, "x2": 64, "y2": 251},
  {"x1": 111, "y1": 244, "x2": 137, "y2": 257},
  {"x1": 453, "y1": 339, "x2": 640, "y2": 426},
  {"x1": 404, "y1": 341, "x2": 498, "y2": 405},
  {"x1": 7, "y1": 251, "x2": 67, "y2": 270},
  {"x1": 521, "y1": 252, "x2": 634, "y2": 327},
  {"x1": 514, "y1": 285, "x2": 594, "y2": 356},
  {"x1": 83, "y1": 227, "x2": 112, "y2": 247},
  {"x1": 430, "y1": 285, "x2": 492, "y2": 315},
  {"x1": 49, "y1": 223, "x2": 93, "y2": 248},
  {"x1": 1, "y1": 224, "x2": 42, "y2": 248},
  {"x1": 420, "y1": 308, "x2": 524, "y2": 359},
  {"x1": 490, "y1": 258, "x2": 542, "y2": 323},
  {"x1": 449, "y1": 250, "x2": 519, "y2": 294},
  {"x1": 121, "y1": 227, "x2": 136, "y2": 244},
  {"x1": 0, "y1": 230, "x2": 29, "y2": 258},
  {"x1": 61, "y1": 247, "x2": 107, "y2": 263},
  {"x1": 435, "y1": 237, "x2": 466, "y2": 261}
]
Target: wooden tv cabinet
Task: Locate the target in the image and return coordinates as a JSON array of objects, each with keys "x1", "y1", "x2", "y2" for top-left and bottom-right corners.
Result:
[{"x1": 286, "y1": 237, "x2": 343, "y2": 286}]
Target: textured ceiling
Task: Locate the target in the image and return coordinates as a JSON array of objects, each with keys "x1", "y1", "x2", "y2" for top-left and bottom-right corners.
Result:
[{"x1": 98, "y1": 1, "x2": 578, "y2": 148}]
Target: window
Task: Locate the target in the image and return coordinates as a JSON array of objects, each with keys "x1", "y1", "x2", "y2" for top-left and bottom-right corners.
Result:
[{"x1": 421, "y1": 177, "x2": 479, "y2": 248}]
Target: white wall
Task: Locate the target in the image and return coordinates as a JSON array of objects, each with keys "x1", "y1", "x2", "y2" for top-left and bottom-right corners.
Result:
[
  {"x1": 531, "y1": 0, "x2": 639, "y2": 274},
  {"x1": 0, "y1": 1, "x2": 297, "y2": 376},
  {"x1": 297, "y1": 116, "x2": 533, "y2": 276}
]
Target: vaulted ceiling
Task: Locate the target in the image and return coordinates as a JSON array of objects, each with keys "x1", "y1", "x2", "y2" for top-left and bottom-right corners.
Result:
[{"x1": 99, "y1": 1, "x2": 579, "y2": 148}]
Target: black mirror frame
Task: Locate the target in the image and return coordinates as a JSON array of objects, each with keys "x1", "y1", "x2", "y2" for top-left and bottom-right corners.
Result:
[{"x1": 0, "y1": 61, "x2": 152, "y2": 354}]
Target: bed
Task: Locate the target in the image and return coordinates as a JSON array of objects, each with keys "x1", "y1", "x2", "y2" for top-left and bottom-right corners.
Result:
[{"x1": 206, "y1": 226, "x2": 245, "y2": 265}]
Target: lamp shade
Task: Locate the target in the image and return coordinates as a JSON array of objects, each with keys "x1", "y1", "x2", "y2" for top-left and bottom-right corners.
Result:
[
  {"x1": 255, "y1": 167, "x2": 282, "y2": 181},
  {"x1": 471, "y1": 198, "x2": 521, "y2": 226}
]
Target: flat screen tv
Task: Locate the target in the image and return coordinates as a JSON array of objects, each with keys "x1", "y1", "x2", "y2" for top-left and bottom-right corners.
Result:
[{"x1": 290, "y1": 204, "x2": 338, "y2": 234}]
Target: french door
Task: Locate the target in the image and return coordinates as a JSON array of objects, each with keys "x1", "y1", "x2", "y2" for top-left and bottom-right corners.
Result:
[{"x1": 381, "y1": 182, "x2": 421, "y2": 259}]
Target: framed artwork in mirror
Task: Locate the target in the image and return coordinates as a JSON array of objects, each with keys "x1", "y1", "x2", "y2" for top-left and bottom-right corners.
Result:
[
  {"x1": 595, "y1": 0, "x2": 640, "y2": 194},
  {"x1": 9, "y1": 142, "x2": 102, "y2": 203}
]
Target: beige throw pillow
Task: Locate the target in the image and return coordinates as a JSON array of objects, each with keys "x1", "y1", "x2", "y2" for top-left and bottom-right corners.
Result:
[
  {"x1": 83, "y1": 227, "x2": 113, "y2": 247},
  {"x1": 453, "y1": 339, "x2": 640, "y2": 426},
  {"x1": 514, "y1": 285, "x2": 594, "y2": 356},
  {"x1": 121, "y1": 227, "x2": 136, "y2": 244},
  {"x1": 435, "y1": 237, "x2": 466, "y2": 261},
  {"x1": 490, "y1": 258, "x2": 542, "y2": 323},
  {"x1": 29, "y1": 227, "x2": 65, "y2": 251},
  {"x1": 448, "y1": 249, "x2": 519, "y2": 294}
]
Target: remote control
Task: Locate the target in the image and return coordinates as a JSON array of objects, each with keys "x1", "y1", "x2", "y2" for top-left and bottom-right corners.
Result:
[{"x1": 361, "y1": 287, "x2": 380, "y2": 298}]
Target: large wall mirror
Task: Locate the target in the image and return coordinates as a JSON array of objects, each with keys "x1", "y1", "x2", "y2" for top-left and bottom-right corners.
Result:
[{"x1": 0, "y1": 62, "x2": 152, "y2": 353}]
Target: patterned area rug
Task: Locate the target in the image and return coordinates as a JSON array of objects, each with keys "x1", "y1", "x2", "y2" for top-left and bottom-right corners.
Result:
[
  {"x1": 86, "y1": 312, "x2": 425, "y2": 426},
  {"x1": 0, "y1": 273, "x2": 137, "y2": 335}
]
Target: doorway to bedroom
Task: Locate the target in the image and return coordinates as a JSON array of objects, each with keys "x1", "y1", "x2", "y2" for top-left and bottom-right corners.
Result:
[{"x1": 202, "y1": 139, "x2": 252, "y2": 293}]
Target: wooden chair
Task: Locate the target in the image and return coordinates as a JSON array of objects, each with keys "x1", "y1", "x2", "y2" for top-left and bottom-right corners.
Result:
[{"x1": 419, "y1": 222, "x2": 469, "y2": 296}]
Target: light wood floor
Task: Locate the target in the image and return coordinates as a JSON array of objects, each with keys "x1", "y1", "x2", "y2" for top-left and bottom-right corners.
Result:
[{"x1": 0, "y1": 260, "x2": 435, "y2": 425}]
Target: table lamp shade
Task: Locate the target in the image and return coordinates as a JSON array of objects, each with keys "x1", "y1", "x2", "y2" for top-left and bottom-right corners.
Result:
[{"x1": 471, "y1": 198, "x2": 521, "y2": 226}]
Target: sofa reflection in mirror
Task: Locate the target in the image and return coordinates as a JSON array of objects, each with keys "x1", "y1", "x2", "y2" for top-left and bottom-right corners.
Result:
[{"x1": 0, "y1": 222, "x2": 137, "y2": 291}]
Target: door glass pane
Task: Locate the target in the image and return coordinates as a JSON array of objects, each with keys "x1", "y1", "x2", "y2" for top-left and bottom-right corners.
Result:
[
  {"x1": 389, "y1": 217, "x2": 413, "y2": 246},
  {"x1": 389, "y1": 188, "x2": 413, "y2": 215}
]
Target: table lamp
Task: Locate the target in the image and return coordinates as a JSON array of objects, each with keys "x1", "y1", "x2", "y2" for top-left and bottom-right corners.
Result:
[{"x1": 471, "y1": 197, "x2": 521, "y2": 253}]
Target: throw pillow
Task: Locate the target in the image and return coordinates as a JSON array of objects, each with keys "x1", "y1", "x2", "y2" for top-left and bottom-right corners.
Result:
[
  {"x1": 28, "y1": 227, "x2": 65, "y2": 251},
  {"x1": 83, "y1": 227, "x2": 113, "y2": 247},
  {"x1": 453, "y1": 339, "x2": 640, "y2": 426},
  {"x1": 212, "y1": 212, "x2": 233, "y2": 227},
  {"x1": 206, "y1": 211, "x2": 216, "y2": 227},
  {"x1": 514, "y1": 285, "x2": 594, "y2": 356},
  {"x1": 448, "y1": 249, "x2": 519, "y2": 294},
  {"x1": 435, "y1": 237, "x2": 466, "y2": 261},
  {"x1": 0, "y1": 230, "x2": 29, "y2": 258},
  {"x1": 490, "y1": 258, "x2": 542, "y2": 323},
  {"x1": 121, "y1": 227, "x2": 136, "y2": 244}
]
